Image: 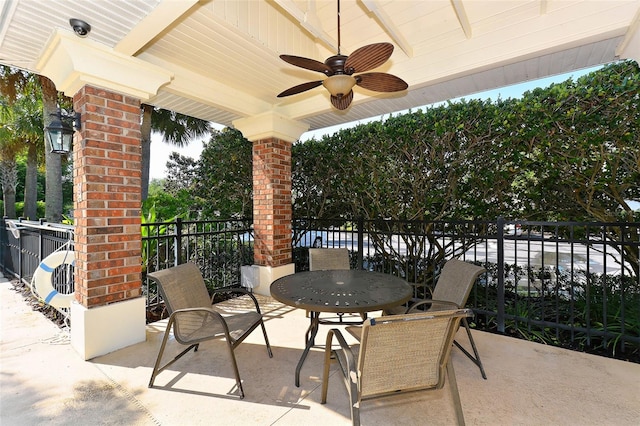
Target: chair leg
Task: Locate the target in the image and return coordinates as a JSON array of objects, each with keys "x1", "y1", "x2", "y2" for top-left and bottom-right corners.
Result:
[
  {"x1": 446, "y1": 359, "x2": 466, "y2": 426},
  {"x1": 226, "y1": 343, "x2": 245, "y2": 399},
  {"x1": 149, "y1": 326, "x2": 172, "y2": 388},
  {"x1": 348, "y1": 375, "x2": 360, "y2": 426},
  {"x1": 260, "y1": 320, "x2": 273, "y2": 358},
  {"x1": 454, "y1": 317, "x2": 487, "y2": 379},
  {"x1": 149, "y1": 318, "x2": 198, "y2": 388}
]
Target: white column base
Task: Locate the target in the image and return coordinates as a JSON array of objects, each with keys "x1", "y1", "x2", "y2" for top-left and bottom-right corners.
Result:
[
  {"x1": 249, "y1": 263, "x2": 295, "y2": 296},
  {"x1": 70, "y1": 297, "x2": 146, "y2": 360}
]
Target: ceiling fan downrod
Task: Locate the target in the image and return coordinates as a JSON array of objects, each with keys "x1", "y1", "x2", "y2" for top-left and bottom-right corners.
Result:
[{"x1": 336, "y1": 0, "x2": 341, "y2": 55}]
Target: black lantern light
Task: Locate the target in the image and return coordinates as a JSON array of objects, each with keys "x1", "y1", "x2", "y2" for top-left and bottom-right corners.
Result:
[{"x1": 44, "y1": 109, "x2": 81, "y2": 154}]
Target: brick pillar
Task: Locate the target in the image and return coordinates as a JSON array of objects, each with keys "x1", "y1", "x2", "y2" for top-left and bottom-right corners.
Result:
[
  {"x1": 253, "y1": 138, "x2": 292, "y2": 267},
  {"x1": 73, "y1": 85, "x2": 142, "y2": 307},
  {"x1": 70, "y1": 85, "x2": 146, "y2": 360},
  {"x1": 233, "y1": 112, "x2": 307, "y2": 295}
]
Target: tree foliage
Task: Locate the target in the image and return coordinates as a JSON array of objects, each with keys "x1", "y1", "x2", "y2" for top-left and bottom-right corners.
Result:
[
  {"x1": 140, "y1": 105, "x2": 210, "y2": 200},
  {"x1": 164, "y1": 152, "x2": 198, "y2": 195},
  {"x1": 148, "y1": 128, "x2": 252, "y2": 220},
  {"x1": 194, "y1": 128, "x2": 252, "y2": 218},
  {"x1": 292, "y1": 60, "x2": 640, "y2": 223},
  {"x1": 149, "y1": 153, "x2": 201, "y2": 219},
  {"x1": 150, "y1": 61, "x2": 639, "y2": 232}
]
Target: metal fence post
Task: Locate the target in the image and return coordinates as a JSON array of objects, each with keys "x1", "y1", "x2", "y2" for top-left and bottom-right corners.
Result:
[
  {"x1": 0, "y1": 217, "x2": 5, "y2": 273},
  {"x1": 174, "y1": 218, "x2": 183, "y2": 266},
  {"x1": 357, "y1": 217, "x2": 364, "y2": 270},
  {"x1": 496, "y1": 216, "x2": 506, "y2": 333},
  {"x1": 17, "y1": 217, "x2": 24, "y2": 282},
  {"x1": 39, "y1": 218, "x2": 45, "y2": 266}
]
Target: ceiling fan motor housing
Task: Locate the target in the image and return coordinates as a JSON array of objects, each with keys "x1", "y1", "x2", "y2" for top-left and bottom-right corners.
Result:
[{"x1": 324, "y1": 55, "x2": 354, "y2": 75}]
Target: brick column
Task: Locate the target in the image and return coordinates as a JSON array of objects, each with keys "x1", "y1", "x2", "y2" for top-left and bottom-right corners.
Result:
[
  {"x1": 73, "y1": 85, "x2": 142, "y2": 307},
  {"x1": 233, "y1": 112, "x2": 308, "y2": 295},
  {"x1": 253, "y1": 138, "x2": 292, "y2": 267},
  {"x1": 70, "y1": 85, "x2": 146, "y2": 359}
]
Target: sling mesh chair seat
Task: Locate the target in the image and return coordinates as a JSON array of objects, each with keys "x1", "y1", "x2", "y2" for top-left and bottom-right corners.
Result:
[
  {"x1": 147, "y1": 262, "x2": 272, "y2": 398},
  {"x1": 321, "y1": 309, "x2": 473, "y2": 426},
  {"x1": 385, "y1": 258, "x2": 487, "y2": 379}
]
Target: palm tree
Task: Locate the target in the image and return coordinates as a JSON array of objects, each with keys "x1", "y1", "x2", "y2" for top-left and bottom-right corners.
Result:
[
  {"x1": 11, "y1": 85, "x2": 44, "y2": 219},
  {"x1": 0, "y1": 66, "x2": 39, "y2": 219},
  {"x1": 39, "y1": 75, "x2": 64, "y2": 222},
  {"x1": 0, "y1": 153, "x2": 20, "y2": 218},
  {"x1": 1, "y1": 68, "x2": 67, "y2": 222},
  {"x1": 140, "y1": 105, "x2": 210, "y2": 200},
  {"x1": 0, "y1": 101, "x2": 23, "y2": 218}
]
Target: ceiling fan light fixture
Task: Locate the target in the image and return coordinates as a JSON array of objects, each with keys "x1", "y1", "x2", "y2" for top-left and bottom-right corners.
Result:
[{"x1": 323, "y1": 74, "x2": 356, "y2": 97}]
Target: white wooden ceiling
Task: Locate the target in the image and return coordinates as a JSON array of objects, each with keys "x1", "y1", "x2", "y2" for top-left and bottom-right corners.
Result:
[{"x1": 1, "y1": 0, "x2": 639, "y2": 131}]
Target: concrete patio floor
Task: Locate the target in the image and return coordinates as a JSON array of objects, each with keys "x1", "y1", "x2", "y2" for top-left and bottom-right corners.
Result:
[{"x1": 2, "y1": 272, "x2": 639, "y2": 426}]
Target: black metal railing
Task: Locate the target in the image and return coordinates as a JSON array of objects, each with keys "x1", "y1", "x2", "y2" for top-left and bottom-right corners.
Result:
[
  {"x1": 0, "y1": 217, "x2": 75, "y2": 313},
  {"x1": 292, "y1": 217, "x2": 640, "y2": 360},
  {"x1": 142, "y1": 218, "x2": 254, "y2": 310},
  {"x1": 2, "y1": 215, "x2": 638, "y2": 360},
  {"x1": 0, "y1": 217, "x2": 253, "y2": 313}
]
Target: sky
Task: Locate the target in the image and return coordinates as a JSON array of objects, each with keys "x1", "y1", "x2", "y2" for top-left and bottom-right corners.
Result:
[{"x1": 149, "y1": 67, "x2": 600, "y2": 180}]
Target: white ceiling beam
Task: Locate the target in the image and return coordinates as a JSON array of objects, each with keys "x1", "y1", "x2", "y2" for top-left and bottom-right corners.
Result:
[
  {"x1": 114, "y1": 0, "x2": 200, "y2": 56},
  {"x1": 615, "y1": 6, "x2": 640, "y2": 59},
  {"x1": 36, "y1": 30, "x2": 172, "y2": 100},
  {"x1": 272, "y1": 0, "x2": 338, "y2": 52},
  {"x1": 139, "y1": 54, "x2": 272, "y2": 117},
  {"x1": 450, "y1": 0, "x2": 472, "y2": 39},
  {"x1": 361, "y1": 0, "x2": 413, "y2": 58},
  {"x1": 0, "y1": 0, "x2": 18, "y2": 43}
]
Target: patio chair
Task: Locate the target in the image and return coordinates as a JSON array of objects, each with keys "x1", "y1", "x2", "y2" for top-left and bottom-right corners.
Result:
[
  {"x1": 321, "y1": 309, "x2": 473, "y2": 426},
  {"x1": 385, "y1": 259, "x2": 487, "y2": 379},
  {"x1": 308, "y1": 248, "x2": 364, "y2": 322},
  {"x1": 147, "y1": 262, "x2": 272, "y2": 398},
  {"x1": 308, "y1": 247, "x2": 350, "y2": 270}
]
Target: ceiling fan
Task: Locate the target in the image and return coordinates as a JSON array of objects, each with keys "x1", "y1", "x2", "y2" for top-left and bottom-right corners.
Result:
[{"x1": 277, "y1": 0, "x2": 407, "y2": 110}]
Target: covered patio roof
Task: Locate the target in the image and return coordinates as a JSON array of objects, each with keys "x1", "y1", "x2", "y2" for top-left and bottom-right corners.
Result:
[{"x1": 1, "y1": 0, "x2": 639, "y2": 132}]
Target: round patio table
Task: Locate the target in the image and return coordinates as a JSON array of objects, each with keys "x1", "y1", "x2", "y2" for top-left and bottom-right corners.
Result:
[{"x1": 271, "y1": 270, "x2": 413, "y2": 386}]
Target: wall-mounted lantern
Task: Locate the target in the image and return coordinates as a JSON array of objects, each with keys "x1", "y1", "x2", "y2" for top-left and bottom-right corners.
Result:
[{"x1": 44, "y1": 109, "x2": 81, "y2": 154}]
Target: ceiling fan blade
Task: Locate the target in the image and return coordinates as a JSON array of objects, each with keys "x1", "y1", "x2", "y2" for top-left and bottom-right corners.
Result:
[
  {"x1": 330, "y1": 90, "x2": 354, "y2": 110},
  {"x1": 356, "y1": 72, "x2": 408, "y2": 92},
  {"x1": 280, "y1": 55, "x2": 333, "y2": 74},
  {"x1": 344, "y1": 43, "x2": 394, "y2": 73},
  {"x1": 277, "y1": 81, "x2": 323, "y2": 97}
]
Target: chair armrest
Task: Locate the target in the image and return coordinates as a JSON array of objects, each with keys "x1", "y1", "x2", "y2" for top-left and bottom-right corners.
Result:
[
  {"x1": 168, "y1": 307, "x2": 232, "y2": 344},
  {"x1": 321, "y1": 328, "x2": 359, "y2": 405},
  {"x1": 211, "y1": 287, "x2": 262, "y2": 313},
  {"x1": 345, "y1": 326, "x2": 362, "y2": 341},
  {"x1": 325, "y1": 328, "x2": 357, "y2": 373},
  {"x1": 327, "y1": 328, "x2": 352, "y2": 351},
  {"x1": 171, "y1": 307, "x2": 228, "y2": 326}
]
